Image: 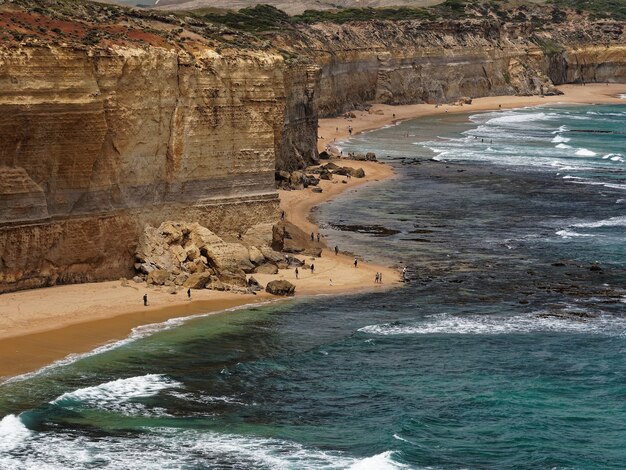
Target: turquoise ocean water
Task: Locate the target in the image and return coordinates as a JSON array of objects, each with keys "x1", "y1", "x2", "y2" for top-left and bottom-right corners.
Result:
[{"x1": 1, "y1": 104, "x2": 625, "y2": 469}]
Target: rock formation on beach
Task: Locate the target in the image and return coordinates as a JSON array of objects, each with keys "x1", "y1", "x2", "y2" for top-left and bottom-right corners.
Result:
[
  {"x1": 0, "y1": 0, "x2": 625, "y2": 293},
  {"x1": 135, "y1": 220, "x2": 285, "y2": 292}
]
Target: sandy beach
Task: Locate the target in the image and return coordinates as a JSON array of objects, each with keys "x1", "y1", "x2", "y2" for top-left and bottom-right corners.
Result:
[
  {"x1": 317, "y1": 84, "x2": 626, "y2": 153},
  {"x1": 1, "y1": 83, "x2": 624, "y2": 381},
  {"x1": 0, "y1": 157, "x2": 398, "y2": 380}
]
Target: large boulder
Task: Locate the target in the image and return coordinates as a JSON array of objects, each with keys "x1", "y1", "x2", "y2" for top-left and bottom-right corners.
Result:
[
  {"x1": 348, "y1": 167, "x2": 366, "y2": 178},
  {"x1": 218, "y1": 269, "x2": 248, "y2": 288},
  {"x1": 260, "y1": 246, "x2": 285, "y2": 265},
  {"x1": 271, "y1": 223, "x2": 285, "y2": 252},
  {"x1": 248, "y1": 246, "x2": 265, "y2": 265},
  {"x1": 254, "y1": 263, "x2": 279, "y2": 275},
  {"x1": 183, "y1": 272, "x2": 212, "y2": 289},
  {"x1": 205, "y1": 242, "x2": 255, "y2": 273},
  {"x1": 266, "y1": 280, "x2": 296, "y2": 296},
  {"x1": 147, "y1": 269, "x2": 170, "y2": 286}
]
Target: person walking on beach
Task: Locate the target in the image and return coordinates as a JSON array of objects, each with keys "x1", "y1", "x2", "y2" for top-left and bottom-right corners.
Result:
[
  {"x1": 375, "y1": 272, "x2": 379, "y2": 284},
  {"x1": 354, "y1": 258, "x2": 358, "y2": 268},
  {"x1": 334, "y1": 245, "x2": 339, "y2": 255},
  {"x1": 187, "y1": 288, "x2": 191, "y2": 301},
  {"x1": 310, "y1": 263, "x2": 315, "y2": 274},
  {"x1": 295, "y1": 267, "x2": 299, "y2": 279},
  {"x1": 143, "y1": 294, "x2": 148, "y2": 307},
  {"x1": 311, "y1": 232, "x2": 314, "y2": 241},
  {"x1": 379, "y1": 272, "x2": 383, "y2": 283},
  {"x1": 317, "y1": 233, "x2": 320, "y2": 243}
]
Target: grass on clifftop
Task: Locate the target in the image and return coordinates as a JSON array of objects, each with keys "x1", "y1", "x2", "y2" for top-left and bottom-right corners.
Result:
[{"x1": 548, "y1": 0, "x2": 626, "y2": 20}]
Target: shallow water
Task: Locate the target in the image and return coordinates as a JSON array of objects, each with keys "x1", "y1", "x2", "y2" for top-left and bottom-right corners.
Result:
[{"x1": 1, "y1": 105, "x2": 625, "y2": 469}]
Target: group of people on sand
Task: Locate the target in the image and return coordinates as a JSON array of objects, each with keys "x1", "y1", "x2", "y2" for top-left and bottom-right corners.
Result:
[
  {"x1": 310, "y1": 232, "x2": 321, "y2": 243},
  {"x1": 375, "y1": 272, "x2": 383, "y2": 284}
]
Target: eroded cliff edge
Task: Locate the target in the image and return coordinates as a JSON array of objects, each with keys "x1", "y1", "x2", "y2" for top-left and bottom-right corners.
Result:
[{"x1": 0, "y1": 0, "x2": 625, "y2": 293}]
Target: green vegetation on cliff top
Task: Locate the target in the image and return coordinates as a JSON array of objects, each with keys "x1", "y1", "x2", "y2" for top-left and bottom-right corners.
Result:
[{"x1": 548, "y1": 0, "x2": 626, "y2": 20}]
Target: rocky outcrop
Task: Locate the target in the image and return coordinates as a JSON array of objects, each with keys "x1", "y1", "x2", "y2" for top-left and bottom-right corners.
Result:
[{"x1": 135, "y1": 221, "x2": 275, "y2": 290}]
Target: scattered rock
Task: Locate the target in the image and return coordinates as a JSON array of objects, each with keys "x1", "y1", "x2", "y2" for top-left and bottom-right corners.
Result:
[
  {"x1": 167, "y1": 285, "x2": 178, "y2": 295},
  {"x1": 247, "y1": 276, "x2": 263, "y2": 292},
  {"x1": 348, "y1": 167, "x2": 365, "y2": 178},
  {"x1": 319, "y1": 151, "x2": 330, "y2": 160},
  {"x1": 132, "y1": 276, "x2": 144, "y2": 284},
  {"x1": 312, "y1": 187, "x2": 323, "y2": 193},
  {"x1": 266, "y1": 280, "x2": 296, "y2": 296}
]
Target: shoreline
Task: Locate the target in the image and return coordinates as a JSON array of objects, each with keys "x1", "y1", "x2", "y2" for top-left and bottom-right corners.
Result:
[
  {"x1": 1, "y1": 83, "x2": 625, "y2": 381},
  {"x1": 0, "y1": 160, "x2": 399, "y2": 382},
  {"x1": 317, "y1": 84, "x2": 626, "y2": 153}
]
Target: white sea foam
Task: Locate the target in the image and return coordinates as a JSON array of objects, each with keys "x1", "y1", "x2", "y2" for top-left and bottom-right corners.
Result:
[
  {"x1": 485, "y1": 111, "x2": 552, "y2": 126},
  {"x1": 49, "y1": 375, "x2": 181, "y2": 417},
  {"x1": 0, "y1": 425, "x2": 408, "y2": 470},
  {"x1": 169, "y1": 391, "x2": 247, "y2": 406},
  {"x1": 552, "y1": 124, "x2": 569, "y2": 134},
  {"x1": 618, "y1": 94, "x2": 626, "y2": 100},
  {"x1": 555, "y1": 143, "x2": 572, "y2": 149},
  {"x1": 556, "y1": 229, "x2": 594, "y2": 239},
  {"x1": 358, "y1": 313, "x2": 626, "y2": 336},
  {"x1": 552, "y1": 134, "x2": 571, "y2": 143},
  {"x1": 0, "y1": 414, "x2": 31, "y2": 453},
  {"x1": 575, "y1": 148, "x2": 597, "y2": 157},
  {"x1": 53, "y1": 374, "x2": 179, "y2": 406},
  {"x1": 572, "y1": 215, "x2": 626, "y2": 229},
  {"x1": 347, "y1": 451, "x2": 408, "y2": 469}
]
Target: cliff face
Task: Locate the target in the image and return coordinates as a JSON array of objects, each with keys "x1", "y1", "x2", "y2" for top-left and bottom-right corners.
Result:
[
  {"x1": 0, "y1": 38, "x2": 285, "y2": 292},
  {"x1": 281, "y1": 19, "x2": 626, "y2": 117},
  {"x1": 1, "y1": 1, "x2": 625, "y2": 293}
]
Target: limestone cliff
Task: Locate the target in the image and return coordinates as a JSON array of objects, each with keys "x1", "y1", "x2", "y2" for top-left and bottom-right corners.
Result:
[
  {"x1": 279, "y1": 18, "x2": 626, "y2": 116},
  {"x1": 0, "y1": 0, "x2": 625, "y2": 293},
  {"x1": 0, "y1": 4, "x2": 285, "y2": 292}
]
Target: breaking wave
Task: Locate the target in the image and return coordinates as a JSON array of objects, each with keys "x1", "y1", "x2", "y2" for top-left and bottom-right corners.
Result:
[{"x1": 358, "y1": 313, "x2": 626, "y2": 336}]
